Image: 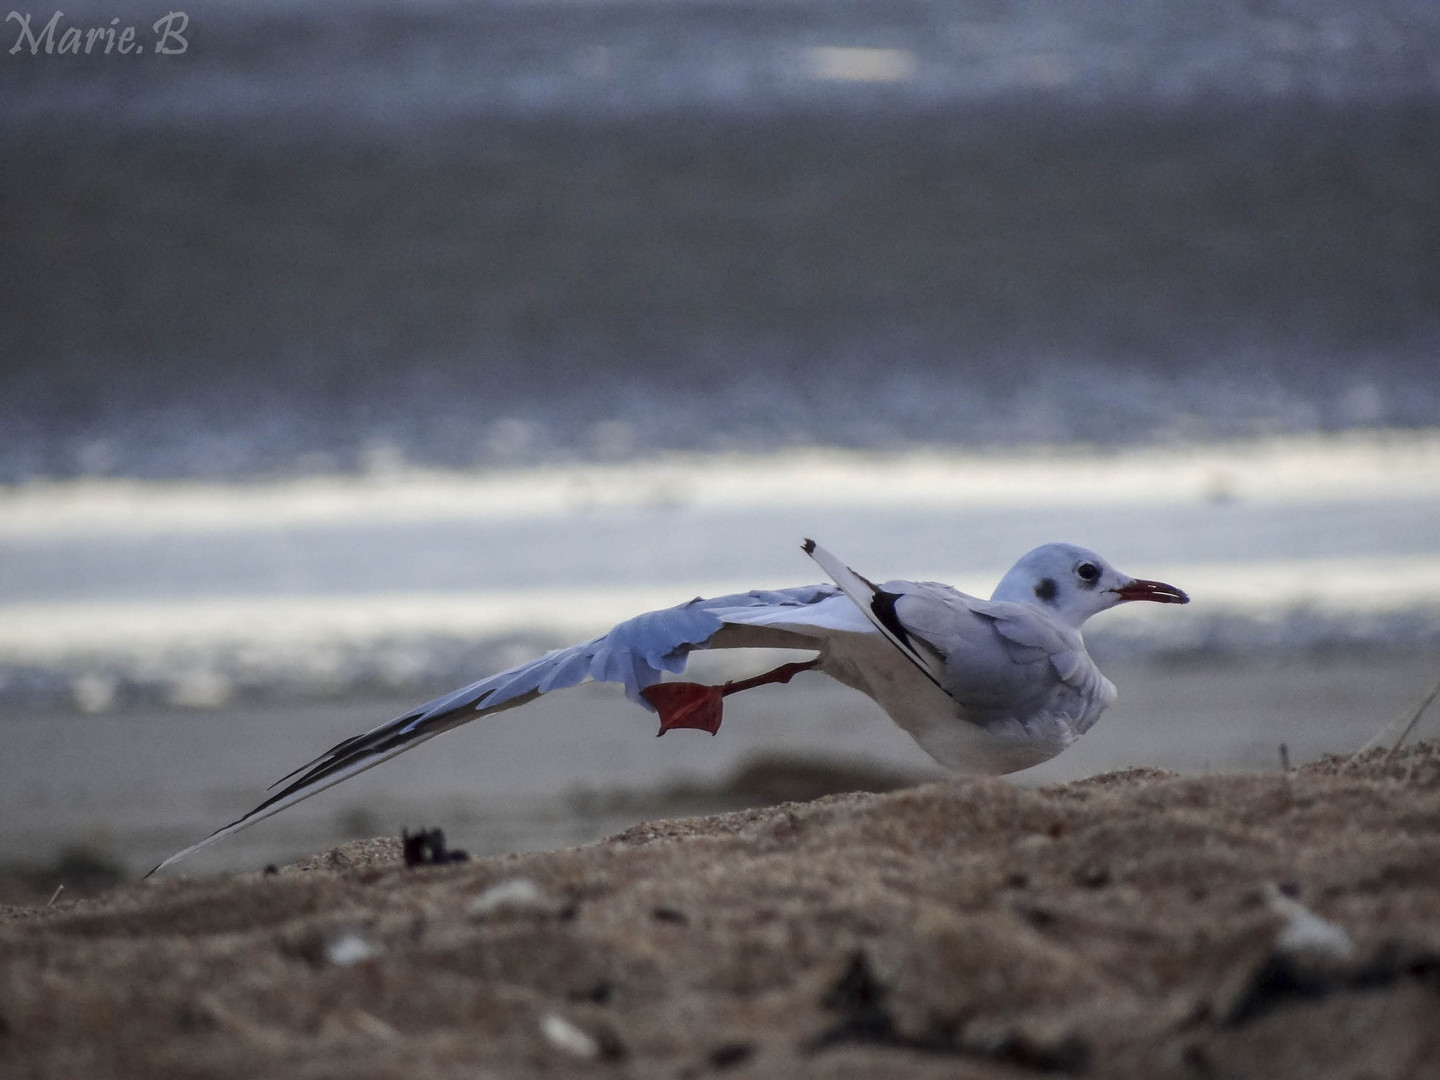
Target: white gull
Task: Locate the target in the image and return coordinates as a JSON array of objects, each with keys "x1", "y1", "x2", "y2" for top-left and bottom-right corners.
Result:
[{"x1": 150, "y1": 540, "x2": 1188, "y2": 874}]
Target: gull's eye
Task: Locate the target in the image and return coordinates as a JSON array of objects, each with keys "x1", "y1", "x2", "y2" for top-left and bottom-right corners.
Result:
[{"x1": 1075, "y1": 562, "x2": 1100, "y2": 585}]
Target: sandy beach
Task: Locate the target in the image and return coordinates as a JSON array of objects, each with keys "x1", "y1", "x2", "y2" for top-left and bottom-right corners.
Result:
[{"x1": 3, "y1": 739, "x2": 1438, "y2": 1079}]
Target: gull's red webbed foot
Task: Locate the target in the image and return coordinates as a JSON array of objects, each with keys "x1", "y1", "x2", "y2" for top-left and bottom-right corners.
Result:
[
  {"x1": 642, "y1": 659, "x2": 820, "y2": 737},
  {"x1": 643, "y1": 681, "x2": 725, "y2": 736}
]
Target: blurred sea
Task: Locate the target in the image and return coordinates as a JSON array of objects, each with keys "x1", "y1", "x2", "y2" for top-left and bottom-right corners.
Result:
[
  {"x1": 4, "y1": 0, "x2": 1440, "y2": 695},
  {"x1": 3, "y1": 0, "x2": 1440, "y2": 696},
  {"x1": 2, "y1": 436, "x2": 1438, "y2": 711},
  {"x1": 3, "y1": 0, "x2": 1439, "y2": 480}
]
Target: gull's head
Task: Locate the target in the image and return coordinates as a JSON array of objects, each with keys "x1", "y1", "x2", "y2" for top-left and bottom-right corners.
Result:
[{"x1": 990, "y1": 543, "x2": 1189, "y2": 628}]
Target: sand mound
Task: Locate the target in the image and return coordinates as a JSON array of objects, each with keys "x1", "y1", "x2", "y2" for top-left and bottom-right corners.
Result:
[{"x1": 4, "y1": 744, "x2": 1440, "y2": 1079}]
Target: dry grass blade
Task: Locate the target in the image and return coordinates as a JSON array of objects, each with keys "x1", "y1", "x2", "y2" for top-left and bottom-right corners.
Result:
[{"x1": 1354, "y1": 672, "x2": 1440, "y2": 762}]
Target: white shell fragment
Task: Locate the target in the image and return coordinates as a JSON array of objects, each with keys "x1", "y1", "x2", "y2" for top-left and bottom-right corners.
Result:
[
  {"x1": 325, "y1": 930, "x2": 380, "y2": 967},
  {"x1": 465, "y1": 877, "x2": 554, "y2": 920},
  {"x1": 1265, "y1": 885, "x2": 1355, "y2": 962},
  {"x1": 540, "y1": 1013, "x2": 600, "y2": 1060}
]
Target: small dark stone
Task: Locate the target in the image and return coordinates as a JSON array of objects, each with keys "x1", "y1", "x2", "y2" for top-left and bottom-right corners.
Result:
[
  {"x1": 1181, "y1": 1041, "x2": 1216, "y2": 1078},
  {"x1": 821, "y1": 952, "x2": 887, "y2": 1015},
  {"x1": 402, "y1": 827, "x2": 469, "y2": 867},
  {"x1": 572, "y1": 981, "x2": 612, "y2": 1005},
  {"x1": 709, "y1": 1041, "x2": 756, "y2": 1069},
  {"x1": 1224, "y1": 953, "x2": 1314, "y2": 1026},
  {"x1": 1225, "y1": 941, "x2": 1440, "y2": 1027},
  {"x1": 1072, "y1": 862, "x2": 1111, "y2": 888},
  {"x1": 652, "y1": 906, "x2": 688, "y2": 925},
  {"x1": 263, "y1": 864, "x2": 278, "y2": 875},
  {"x1": 811, "y1": 952, "x2": 897, "y2": 1049},
  {"x1": 594, "y1": 1023, "x2": 627, "y2": 1061},
  {"x1": 175, "y1": 1004, "x2": 218, "y2": 1034},
  {"x1": 281, "y1": 928, "x2": 330, "y2": 969},
  {"x1": 1016, "y1": 902, "x2": 1058, "y2": 929},
  {"x1": 996, "y1": 1031, "x2": 1089, "y2": 1074}
]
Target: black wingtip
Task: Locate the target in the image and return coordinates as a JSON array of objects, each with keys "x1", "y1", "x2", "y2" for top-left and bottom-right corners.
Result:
[{"x1": 802, "y1": 538, "x2": 816, "y2": 555}]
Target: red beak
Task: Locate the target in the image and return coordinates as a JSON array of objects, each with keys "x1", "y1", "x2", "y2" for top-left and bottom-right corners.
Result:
[{"x1": 1113, "y1": 578, "x2": 1189, "y2": 605}]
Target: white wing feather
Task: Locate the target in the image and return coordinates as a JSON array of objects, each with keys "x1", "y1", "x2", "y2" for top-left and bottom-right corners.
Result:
[{"x1": 148, "y1": 583, "x2": 847, "y2": 875}]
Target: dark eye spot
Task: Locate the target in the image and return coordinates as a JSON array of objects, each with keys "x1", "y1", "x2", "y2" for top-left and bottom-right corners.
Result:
[
  {"x1": 1075, "y1": 562, "x2": 1100, "y2": 586},
  {"x1": 1034, "y1": 577, "x2": 1058, "y2": 603}
]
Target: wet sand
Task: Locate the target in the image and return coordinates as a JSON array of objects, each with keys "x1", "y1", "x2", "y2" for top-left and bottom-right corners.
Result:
[
  {"x1": 3, "y1": 741, "x2": 1439, "y2": 1079},
  {"x1": 2, "y1": 653, "x2": 1436, "y2": 882}
]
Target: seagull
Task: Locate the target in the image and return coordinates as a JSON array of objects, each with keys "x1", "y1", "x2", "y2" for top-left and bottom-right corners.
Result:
[{"x1": 149, "y1": 540, "x2": 1187, "y2": 874}]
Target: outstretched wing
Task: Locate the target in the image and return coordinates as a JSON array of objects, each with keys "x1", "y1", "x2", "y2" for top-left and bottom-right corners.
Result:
[{"x1": 148, "y1": 583, "x2": 845, "y2": 876}]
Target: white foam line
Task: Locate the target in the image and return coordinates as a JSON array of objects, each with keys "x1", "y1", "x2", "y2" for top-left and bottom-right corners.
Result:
[
  {"x1": 2, "y1": 432, "x2": 1438, "y2": 539},
  {"x1": 2, "y1": 555, "x2": 1438, "y2": 664},
  {"x1": 0, "y1": 582, "x2": 774, "y2": 663}
]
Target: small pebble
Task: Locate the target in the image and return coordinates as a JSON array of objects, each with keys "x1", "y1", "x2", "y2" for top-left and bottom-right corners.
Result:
[
  {"x1": 1265, "y1": 884, "x2": 1354, "y2": 961},
  {"x1": 466, "y1": 877, "x2": 554, "y2": 920},
  {"x1": 709, "y1": 1041, "x2": 756, "y2": 1069},
  {"x1": 540, "y1": 1013, "x2": 600, "y2": 1060},
  {"x1": 325, "y1": 931, "x2": 380, "y2": 967}
]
